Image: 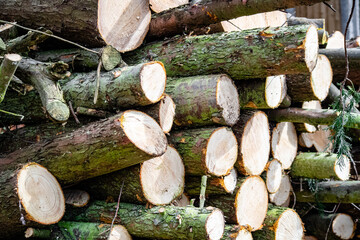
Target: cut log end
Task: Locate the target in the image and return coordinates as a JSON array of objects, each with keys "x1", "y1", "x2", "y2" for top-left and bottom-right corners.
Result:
[
  {"x1": 266, "y1": 159, "x2": 282, "y2": 194},
  {"x1": 120, "y1": 110, "x2": 168, "y2": 156},
  {"x1": 223, "y1": 168, "x2": 238, "y2": 194},
  {"x1": 5, "y1": 53, "x2": 22, "y2": 62},
  {"x1": 332, "y1": 214, "x2": 355, "y2": 239},
  {"x1": 302, "y1": 100, "x2": 322, "y2": 133},
  {"x1": 299, "y1": 132, "x2": 314, "y2": 148},
  {"x1": 216, "y1": 75, "x2": 240, "y2": 126},
  {"x1": 46, "y1": 100, "x2": 70, "y2": 123},
  {"x1": 150, "y1": 0, "x2": 188, "y2": 13},
  {"x1": 271, "y1": 122, "x2": 298, "y2": 169},
  {"x1": 334, "y1": 155, "x2": 350, "y2": 181},
  {"x1": 171, "y1": 193, "x2": 190, "y2": 207},
  {"x1": 269, "y1": 174, "x2": 291, "y2": 206},
  {"x1": 64, "y1": 189, "x2": 90, "y2": 207},
  {"x1": 141, "y1": 61, "x2": 167, "y2": 103},
  {"x1": 265, "y1": 75, "x2": 286, "y2": 109},
  {"x1": 310, "y1": 55, "x2": 332, "y2": 101},
  {"x1": 205, "y1": 208, "x2": 225, "y2": 240},
  {"x1": 108, "y1": 225, "x2": 132, "y2": 240},
  {"x1": 304, "y1": 25, "x2": 319, "y2": 72},
  {"x1": 159, "y1": 94, "x2": 176, "y2": 133},
  {"x1": 17, "y1": 163, "x2": 65, "y2": 225},
  {"x1": 206, "y1": 127, "x2": 238, "y2": 176},
  {"x1": 236, "y1": 228, "x2": 253, "y2": 240},
  {"x1": 140, "y1": 146, "x2": 184, "y2": 205},
  {"x1": 275, "y1": 209, "x2": 304, "y2": 240},
  {"x1": 236, "y1": 176, "x2": 268, "y2": 231}
]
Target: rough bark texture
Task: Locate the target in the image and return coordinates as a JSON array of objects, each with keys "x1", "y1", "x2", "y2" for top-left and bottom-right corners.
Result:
[
  {"x1": 0, "y1": 111, "x2": 167, "y2": 185},
  {"x1": 148, "y1": 0, "x2": 328, "y2": 39},
  {"x1": 63, "y1": 201, "x2": 224, "y2": 240},
  {"x1": 3, "y1": 30, "x2": 51, "y2": 54},
  {"x1": 125, "y1": 25, "x2": 318, "y2": 80},
  {"x1": 0, "y1": 53, "x2": 21, "y2": 103}
]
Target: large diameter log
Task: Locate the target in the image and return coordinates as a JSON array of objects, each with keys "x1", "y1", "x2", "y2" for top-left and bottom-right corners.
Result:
[
  {"x1": 319, "y1": 48, "x2": 360, "y2": 85},
  {"x1": 207, "y1": 176, "x2": 268, "y2": 230},
  {"x1": 169, "y1": 127, "x2": 238, "y2": 176},
  {"x1": 166, "y1": 74, "x2": 240, "y2": 127},
  {"x1": 271, "y1": 122, "x2": 298, "y2": 169},
  {"x1": 186, "y1": 168, "x2": 238, "y2": 195},
  {"x1": 61, "y1": 62, "x2": 166, "y2": 111},
  {"x1": 0, "y1": 110, "x2": 168, "y2": 185},
  {"x1": 269, "y1": 174, "x2": 292, "y2": 206},
  {"x1": 0, "y1": 163, "x2": 64, "y2": 239},
  {"x1": 0, "y1": 53, "x2": 21, "y2": 103},
  {"x1": 252, "y1": 205, "x2": 304, "y2": 240},
  {"x1": 236, "y1": 75, "x2": 286, "y2": 109},
  {"x1": 264, "y1": 159, "x2": 283, "y2": 194},
  {"x1": 0, "y1": 0, "x2": 150, "y2": 52},
  {"x1": 148, "y1": 0, "x2": 327, "y2": 39},
  {"x1": 221, "y1": 225, "x2": 253, "y2": 240},
  {"x1": 267, "y1": 108, "x2": 360, "y2": 129},
  {"x1": 125, "y1": 25, "x2": 319, "y2": 79},
  {"x1": 233, "y1": 111, "x2": 270, "y2": 175},
  {"x1": 295, "y1": 180, "x2": 360, "y2": 203},
  {"x1": 303, "y1": 213, "x2": 355, "y2": 240},
  {"x1": 64, "y1": 201, "x2": 225, "y2": 240},
  {"x1": 79, "y1": 146, "x2": 184, "y2": 205},
  {"x1": 291, "y1": 152, "x2": 350, "y2": 180},
  {"x1": 286, "y1": 54, "x2": 332, "y2": 102}
]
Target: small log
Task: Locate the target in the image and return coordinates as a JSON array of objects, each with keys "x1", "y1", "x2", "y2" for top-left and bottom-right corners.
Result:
[
  {"x1": 61, "y1": 62, "x2": 166, "y2": 111},
  {"x1": 186, "y1": 168, "x2": 238, "y2": 195},
  {"x1": 0, "y1": 53, "x2": 21, "y2": 103},
  {"x1": 166, "y1": 74, "x2": 240, "y2": 127},
  {"x1": 25, "y1": 222, "x2": 132, "y2": 240},
  {"x1": 101, "y1": 45, "x2": 122, "y2": 71},
  {"x1": 298, "y1": 132, "x2": 314, "y2": 148},
  {"x1": 221, "y1": 225, "x2": 253, "y2": 240},
  {"x1": 0, "y1": 22, "x2": 17, "y2": 41},
  {"x1": 169, "y1": 127, "x2": 238, "y2": 176},
  {"x1": 139, "y1": 94, "x2": 176, "y2": 133},
  {"x1": 271, "y1": 122, "x2": 298, "y2": 169},
  {"x1": 269, "y1": 174, "x2": 292, "y2": 206},
  {"x1": 303, "y1": 213, "x2": 355, "y2": 240},
  {"x1": 150, "y1": 0, "x2": 188, "y2": 13},
  {"x1": 310, "y1": 125, "x2": 334, "y2": 152},
  {"x1": 267, "y1": 108, "x2": 360, "y2": 129},
  {"x1": 286, "y1": 54, "x2": 332, "y2": 102},
  {"x1": 236, "y1": 75, "x2": 286, "y2": 109},
  {"x1": 291, "y1": 152, "x2": 350, "y2": 180},
  {"x1": 252, "y1": 205, "x2": 304, "y2": 240},
  {"x1": 232, "y1": 111, "x2": 270, "y2": 175},
  {"x1": 125, "y1": 25, "x2": 319, "y2": 79},
  {"x1": 64, "y1": 190, "x2": 90, "y2": 207},
  {"x1": 0, "y1": 110, "x2": 168, "y2": 185},
  {"x1": 79, "y1": 146, "x2": 184, "y2": 205},
  {"x1": 264, "y1": 159, "x2": 283, "y2": 194},
  {"x1": 207, "y1": 176, "x2": 268, "y2": 230},
  {"x1": 171, "y1": 193, "x2": 190, "y2": 207},
  {"x1": 148, "y1": 0, "x2": 326, "y2": 39},
  {"x1": 326, "y1": 31, "x2": 344, "y2": 49},
  {"x1": 295, "y1": 100, "x2": 322, "y2": 133},
  {"x1": 295, "y1": 180, "x2": 360, "y2": 203},
  {"x1": 64, "y1": 201, "x2": 225, "y2": 240},
  {"x1": 0, "y1": 163, "x2": 65, "y2": 239}
]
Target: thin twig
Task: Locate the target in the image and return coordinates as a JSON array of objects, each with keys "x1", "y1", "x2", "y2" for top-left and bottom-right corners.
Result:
[
  {"x1": 0, "y1": 20, "x2": 99, "y2": 55},
  {"x1": 351, "y1": 203, "x2": 360, "y2": 211},
  {"x1": 68, "y1": 101, "x2": 80, "y2": 124},
  {"x1": 0, "y1": 109, "x2": 24, "y2": 120},
  {"x1": 93, "y1": 58, "x2": 102, "y2": 104},
  {"x1": 323, "y1": 2, "x2": 337, "y2": 12},
  {"x1": 110, "y1": 181, "x2": 124, "y2": 233},
  {"x1": 199, "y1": 175, "x2": 208, "y2": 208}
]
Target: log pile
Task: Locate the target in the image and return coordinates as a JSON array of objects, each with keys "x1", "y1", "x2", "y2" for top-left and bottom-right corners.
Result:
[{"x1": 0, "y1": 1, "x2": 359, "y2": 240}]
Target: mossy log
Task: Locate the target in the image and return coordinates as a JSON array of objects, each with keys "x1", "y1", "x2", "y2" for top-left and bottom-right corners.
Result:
[
  {"x1": 148, "y1": 0, "x2": 326, "y2": 39},
  {"x1": 61, "y1": 62, "x2": 166, "y2": 111},
  {"x1": 252, "y1": 205, "x2": 304, "y2": 240},
  {"x1": 232, "y1": 111, "x2": 270, "y2": 175},
  {"x1": 303, "y1": 213, "x2": 355, "y2": 240},
  {"x1": 0, "y1": 110, "x2": 167, "y2": 185},
  {"x1": 124, "y1": 25, "x2": 319, "y2": 80},
  {"x1": 79, "y1": 146, "x2": 184, "y2": 205},
  {"x1": 63, "y1": 201, "x2": 225, "y2": 240},
  {"x1": 236, "y1": 75, "x2": 286, "y2": 109},
  {"x1": 0, "y1": 163, "x2": 64, "y2": 239},
  {"x1": 166, "y1": 74, "x2": 240, "y2": 127},
  {"x1": 295, "y1": 180, "x2": 360, "y2": 203},
  {"x1": 0, "y1": 53, "x2": 21, "y2": 103},
  {"x1": 291, "y1": 152, "x2": 350, "y2": 180},
  {"x1": 25, "y1": 222, "x2": 132, "y2": 240},
  {"x1": 169, "y1": 127, "x2": 238, "y2": 176}
]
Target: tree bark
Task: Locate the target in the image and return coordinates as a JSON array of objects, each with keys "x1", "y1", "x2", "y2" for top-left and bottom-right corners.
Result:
[
  {"x1": 0, "y1": 110, "x2": 168, "y2": 185},
  {"x1": 0, "y1": 53, "x2": 21, "y2": 103},
  {"x1": 63, "y1": 201, "x2": 225, "y2": 240},
  {"x1": 232, "y1": 111, "x2": 270, "y2": 175},
  {"x1": 79, "y1": 146, "x2": 185, "y2": 205},
  {"x1": 124, "y1": 25, "x2": 319, "y2": 80},
  {"x1": 0, "y1": 163, "x2": 64, "y2": 239},
  {"x1": 169, "y1": 127, "x2": 238, "y2": 176},
  {"x1": 221, "y1": 225, "x2": 253, "y2": 240},
  {"x1": 148, "y1": 0, "x2": 328, "y2": 39},
  {"x1": 291, "y1": 152, "x2": 350, "y2": 180},
  {"x1": 61, "y1": 62, "x2": 166, "y2": 111},
  {"x1": 166, "y1": 75, "x2": 239, "y2": 127},
  {"x1": 267, "y1": 108, "x2": 360, "y2": 129}
]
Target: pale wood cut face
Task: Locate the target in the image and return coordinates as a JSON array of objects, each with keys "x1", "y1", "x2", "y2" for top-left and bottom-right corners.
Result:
[
  {"x1": 265, "y1": 75, "x2": 286, "y2": 108},
  {"x1": 334, "y1": 155, "x2": 350, "y2": 181},
  {"x1": 159, "y1": 94, "x2": 176, "y2": 133},
  {"x1": 269, "y1": 174, "x2": 291, "y2": 206},
  {"x1": 141, "y1": 62, "x2": 166, "y2": 103},
  {"x1": 266, "y1": 159, "x2": 282, "y2": 194},
  {"x1": 275, "y1": 210, "x2": 304, "y2": 240},
  {"x1": 310, "y1": 54, "x2": 332, "y2": 101},
  {"x1": 223, "y1": 168, "x2": 238, "y2": 193},
  {"x1": 149, "y1": 0, "x2": 188, "y2": 13},
  {"x1": 302, "y1": 100, "x2": 321, "y2": 133},
  {"x1": 205, "y1": 209, "x2": 225, "y2": 240},
  {"x1": 109, "y1": 225, "x2": 132, "y2": 240},
  {"x1": 332, "y1": 214, "x2": 355, "y2": 239},
  {"x1": 304, "y1": 25, "x2": 319, "y2": 72},
  {"x1": 236, "y1": 228, "x2": 253, "y2": 240}
]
